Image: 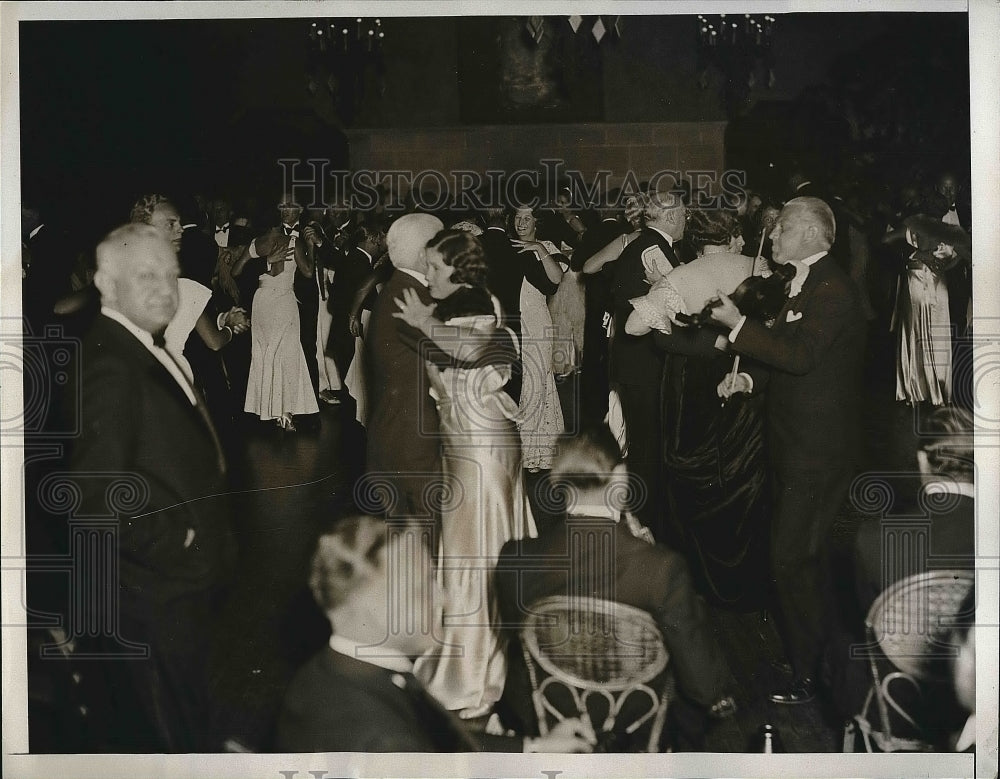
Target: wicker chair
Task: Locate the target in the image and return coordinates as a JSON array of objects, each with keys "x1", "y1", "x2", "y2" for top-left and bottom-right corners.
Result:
[
  {"x1": 519, "y1": 596, "x2": 673, "y2": 752},
  {"x1": 845, "y1": 569, "x2": 974, "y2": 752}
]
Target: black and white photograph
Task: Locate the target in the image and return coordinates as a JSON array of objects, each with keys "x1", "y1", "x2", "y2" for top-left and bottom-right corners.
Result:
[{"x1": 1, "y1": 2, "x2": 997, "y2": 778}]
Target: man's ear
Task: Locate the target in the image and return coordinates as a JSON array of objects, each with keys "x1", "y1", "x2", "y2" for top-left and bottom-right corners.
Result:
[{"x1": 93, "y1": 268, "x2": 114, "y2": 302}]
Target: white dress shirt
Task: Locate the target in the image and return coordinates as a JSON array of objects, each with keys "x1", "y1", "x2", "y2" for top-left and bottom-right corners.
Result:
[
  {"x1": 100, "y1": 307, "x2": 197, "y2": 406},
  {"x1": 328, "y1": 633, "x2": 414, "y2": 673}
]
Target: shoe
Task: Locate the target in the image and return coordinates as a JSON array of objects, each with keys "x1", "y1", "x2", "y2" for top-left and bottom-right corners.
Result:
[
  {"x1": 708, "y1": 695, "x2": 738, "y2": 720},
  {"x1": 319, "y1": 389, "x2": 342, "y2": 405},
  {"x1": 276, "y1": 413, "x2": 297, "y2": 432},
  {"x1": 769, "y1": 677, "x2": 816, "y2": 705}
]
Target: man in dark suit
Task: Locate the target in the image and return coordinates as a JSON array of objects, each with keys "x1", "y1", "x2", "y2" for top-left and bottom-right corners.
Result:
[
  {"x1": 327, "y1": 218, "x2": 385, "y2": 403},
  {"x1": 276, "y1": 515, "x2": 595, "y2": 752},
  {"x1": 277, "y1": 193, "x2": 323, "y2": 400},
  {"x1": 494, "y1": 426, "x2": 735, "y2": 750},
  {"x1": 854, "y1": 406, "x2": 975, "y2": 614},
  {"x1": 609, "y1": 188, "x2": 685, "y2": 543},
  {"x1": 68, "y1": 223, "x2": 234, "y2": 751},
  {"x1": 573, "y1": 199, "x2": 627, "y2": 427},
  {"x1": 711, "y1": 196, "x2": 866, "y2": 704},
  {"x1": 364, "y1": 213, "x2": 445, "y2": 520}
]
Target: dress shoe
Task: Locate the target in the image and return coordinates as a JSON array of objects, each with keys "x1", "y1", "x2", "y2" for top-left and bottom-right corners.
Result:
[{"x1": 769, "y1": 677, "x2": 816, "y2": 704}]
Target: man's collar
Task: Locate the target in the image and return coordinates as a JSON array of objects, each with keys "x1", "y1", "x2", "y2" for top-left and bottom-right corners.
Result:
[
  {"x1": 566, "y1": 502, "x2": 619, "y2": 521},
  {"x1": 100, "y1": 306, "x2": 155, "y2": 347},
  {"x1": 646, "y1": 225, "x2": 674, "y2": 246},
  {"x1": 329, "y1": 633, "x2": 413, "y2": 673},
  {"x1": 923, "y1": 481, "x2": 975, "y2": 500},
  {"x1": 397, "y1": 267, "x2": 428, "y2": 286},
  {"x1": 796, "y1": 180, "x2": 812, "y2": 191},
  {"x1": 798, "y1": 250, "x2": 828, "y2": 267},
  {"x1": 28, "y1": 224, "x2": 44, "y2": 240},
  {"x1": 358, "y1": 247, "x2": 372, "y2": 262}
]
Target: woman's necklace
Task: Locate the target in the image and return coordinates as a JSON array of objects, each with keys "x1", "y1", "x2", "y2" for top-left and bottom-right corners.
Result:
[{"x1": 700, "y1": 246, "x2": 730, "y2": 257}]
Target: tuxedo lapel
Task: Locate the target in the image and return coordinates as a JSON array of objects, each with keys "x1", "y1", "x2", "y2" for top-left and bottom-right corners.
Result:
[{"x1": 773, "y1": 256, "x2": 832, "y2": 332}]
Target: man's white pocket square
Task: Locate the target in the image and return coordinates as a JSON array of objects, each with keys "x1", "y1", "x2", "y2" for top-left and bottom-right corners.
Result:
[{"x1": 786, "y1": 310, "x2": 803, "y2": 322}]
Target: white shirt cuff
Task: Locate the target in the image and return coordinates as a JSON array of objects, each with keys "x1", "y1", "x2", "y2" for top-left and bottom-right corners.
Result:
[
  {"x1": 729, "y1": 315, "x2": 748, "y2": 342},
  {"x1": 249, "y1": 239, "x2": 259, "y2": 259},
  {"x1": 739, "y1": 371, "x2": 753, "y2": 393},
  {"x1": 216, "y1": 312, "x2": 227, "y2": 330}
]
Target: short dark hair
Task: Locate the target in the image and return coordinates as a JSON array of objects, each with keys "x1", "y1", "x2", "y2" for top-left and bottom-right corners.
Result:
[
  {"x1": 426, "y1": 229, "x2": 489, "y2": 288},
  {"x1": 309, "y1": 516, "x2": 387, "y2": 612},
  {"x1": 551, "y1": 425, "x2": 624, "y2": 492}
]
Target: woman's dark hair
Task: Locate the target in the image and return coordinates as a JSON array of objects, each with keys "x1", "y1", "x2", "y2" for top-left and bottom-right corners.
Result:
[
  {"x1": 685, "y1": 209, "x2": 741, "y2": 254},
  {"x1": 426, "y1": 229, "x2": 489, "y2": 288}
]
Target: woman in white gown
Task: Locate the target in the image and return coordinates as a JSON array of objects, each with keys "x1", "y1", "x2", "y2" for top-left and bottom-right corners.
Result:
[
  {"x1": 244, "y1": 229, "x2": 319, "y2": 429},
  {"x1": 394, "y1": 229, "x2": 536, "y2": 718},
  {"x1": 510, "y1": 205, "x2": 566, "y2": 472}
]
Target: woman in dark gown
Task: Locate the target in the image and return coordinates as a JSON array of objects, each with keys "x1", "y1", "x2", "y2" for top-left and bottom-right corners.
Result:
[{"x1": 641, "y1": 209, "x2": 777, "y2": 609}]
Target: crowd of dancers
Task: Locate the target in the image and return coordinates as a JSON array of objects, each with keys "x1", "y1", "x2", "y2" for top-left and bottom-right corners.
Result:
[{"x1": 22, "y1": 161, "x2": 976, "y2": 753}]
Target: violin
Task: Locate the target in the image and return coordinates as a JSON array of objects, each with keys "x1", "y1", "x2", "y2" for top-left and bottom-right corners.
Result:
[{"x1": 674, "y1": 261, "x2": 795, "y2": 327}]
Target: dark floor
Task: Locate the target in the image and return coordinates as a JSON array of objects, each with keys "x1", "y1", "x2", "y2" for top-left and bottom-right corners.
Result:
[{"x1": 28, "y1": 317, "x2": 941, "y2": 753}]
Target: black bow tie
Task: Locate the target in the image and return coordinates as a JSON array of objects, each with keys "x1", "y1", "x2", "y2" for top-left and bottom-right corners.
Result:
[
  {"x1": 283, "y1": 224, "x2": 299, "y2": 236},
  {"x1": 152, "y1": 332, "x2": 167, "y2": 349},
  {"x1": 216, "y1": 224, "x2": 229, "y2": 234}
]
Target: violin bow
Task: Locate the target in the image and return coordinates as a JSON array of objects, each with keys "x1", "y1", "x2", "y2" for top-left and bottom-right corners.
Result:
[{"x1": 722, "y1": 226, "x2": 764, "y2": 405}]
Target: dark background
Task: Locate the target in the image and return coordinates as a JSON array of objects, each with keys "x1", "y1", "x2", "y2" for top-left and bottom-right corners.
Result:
[{"x1": 20, "y1": 13, "x2": 969, "y2": 239}]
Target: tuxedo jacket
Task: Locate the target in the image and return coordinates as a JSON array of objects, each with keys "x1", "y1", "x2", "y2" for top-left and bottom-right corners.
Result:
[
  {"x1": 276, "y1": 647, "x2": 519, "y2": 752},
  {"x1": 854, "y1": 494, "x2": 975, "y2": 617},
  {"x1": 331, "y1": 246, "x2": 376, "y2": 321},
  {"x1": 494, "y1": 516, "x2": 729, "y2": 734},
  {"x1": 610, "y1": 228, "x2": 680, "y2": 386},
  {"x1": 364, "y1": 270, "x2": 441, "y2": 477},
  {"x1": 68, "y1": 315, "x2": 234, "y2": 616},
  {"x1": 734, "y1": 255, "x2": 866, "y2": 472},
  {"x1": 480, "y1": 227, "x2": 525, "y2": 334}
]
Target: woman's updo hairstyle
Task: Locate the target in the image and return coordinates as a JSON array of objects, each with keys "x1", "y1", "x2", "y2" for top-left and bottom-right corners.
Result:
[
  {"x1": 685, "y1": 209, "x2": 742, "y2": 254},
  {"x1": 426, "y1": 229, "x2": 489, "y2": 288}
]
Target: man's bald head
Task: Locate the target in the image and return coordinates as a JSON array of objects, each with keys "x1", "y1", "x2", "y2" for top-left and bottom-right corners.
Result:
[
  {"x1": 784, "y1": 197, "x2": 836, "y2": 247},
  {"x1": 94, "y1": 223, "x2": 179, "y2": 336},
  {"x1": 386, "y1": 213, "x2": 444, "y2": 273}
]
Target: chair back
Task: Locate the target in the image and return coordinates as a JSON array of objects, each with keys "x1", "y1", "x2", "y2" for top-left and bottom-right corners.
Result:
[
  {"x1": 520, "y1": 596, "x2": 672, "y2": 752},
  {"x1": 846, "y1": 569, "x2": 973, "y2": 752}
]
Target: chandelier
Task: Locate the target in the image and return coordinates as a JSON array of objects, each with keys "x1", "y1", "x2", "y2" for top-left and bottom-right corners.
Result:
[
  {"x1": 306, "y1": 18, "x2": 386, "y2": 123},
  {"x1": 697, "y1": 13, "x2": 776, "y2": 113}
]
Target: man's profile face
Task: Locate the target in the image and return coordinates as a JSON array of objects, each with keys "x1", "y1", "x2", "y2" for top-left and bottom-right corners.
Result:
[
  {"x1": 769, "y1": 207, "x2": 810, "y2": 264},
  {"x1": 108, "y1": 235, "x2": 180, "y2": 335},
  {"x1": 149, "y1": 202, "x2": 183, "y2": 253}
]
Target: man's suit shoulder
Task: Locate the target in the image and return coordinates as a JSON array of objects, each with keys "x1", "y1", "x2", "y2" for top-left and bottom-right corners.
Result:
[{"x1": 277, "y1": 648, "x2": 433, "y2": 752}]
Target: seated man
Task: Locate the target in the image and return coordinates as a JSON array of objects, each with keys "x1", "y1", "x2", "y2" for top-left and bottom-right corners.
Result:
[
  {"x1": 827, "y1": 405, "x2": 975, "y2": 724},
  {"x1": 275, "y1": 516, "x2": 596, "y2": 753},
  {"x1": 854, "y1": 405, "x2": 975, "y2": 614},
  {"x1": 493, "y1": 426, "x2": 736, "y2": 751}
]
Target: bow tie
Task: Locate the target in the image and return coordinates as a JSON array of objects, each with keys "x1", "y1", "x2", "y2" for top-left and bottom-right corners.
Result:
[
  {"x1": 216, "y1": 224, "x2": 229, "y2": 234},
  {"x1": 283, "y1": 224, "x2": 299, "y2": 236},
  {"x1": 152, "y1": 332, "x2": 167, "y2": 349}
]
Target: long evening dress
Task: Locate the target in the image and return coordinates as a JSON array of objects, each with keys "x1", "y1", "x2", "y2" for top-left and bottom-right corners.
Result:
[
  {"x1": 891, "y1": 257, "x2": 952, "y2": 405},
  {"x1": 413, "y1": 304, "x2": 537, "y2": 717},
  {"x1": 634, "y1": 251, "x2": 771, "y2": 608},
  {"x1": 517, "y1": 240, "x2": 566, "y2": 471},
  {"x1": 244, "y1": 260, "x2": 319, "y2": 420}
]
